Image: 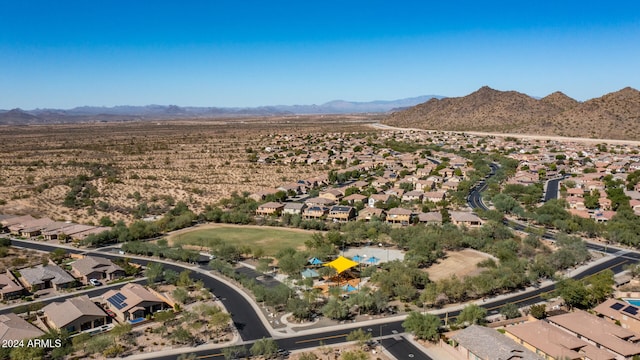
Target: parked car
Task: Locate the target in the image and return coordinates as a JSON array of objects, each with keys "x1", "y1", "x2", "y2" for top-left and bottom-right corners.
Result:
[{"x1": 89, "y1": 278, "x2": 102, "y2": 286}]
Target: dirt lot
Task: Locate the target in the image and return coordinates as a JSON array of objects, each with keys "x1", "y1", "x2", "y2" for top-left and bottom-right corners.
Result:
[
  {"x1": 0, "y1": 117, "x2": 372, "y2": 225},
  {"x1": 426, "y1": 249, "x2": 495, "y2": 282}
]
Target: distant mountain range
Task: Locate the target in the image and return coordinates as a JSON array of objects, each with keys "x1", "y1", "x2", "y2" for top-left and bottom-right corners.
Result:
[
  {"x1": 383, "y1": 86, "x2": 640, "y2": 140},
  {"x1": 0, "y1": 95, "x2": 443, "y2": 125}
]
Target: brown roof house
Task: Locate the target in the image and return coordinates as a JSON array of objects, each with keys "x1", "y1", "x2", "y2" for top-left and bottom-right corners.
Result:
[
  {"x1": 70, "y1": 256, "x2": 125, "y2": 285},
  {"x1": 547, "y1": 310, "x2": 640, "y2": 360},
  {"x1": 450, "y1": 211, "x2": 482, "y2": 228},
  {"x1": 416, "y1": 212, "x2": 442, "y2": 225},
  {"x1": 42, "y1": 295, "x2": 108, "y2": 333},
  {"x1": 0, "y1": 271, "x2": 25, "y2": 300},
  {"x1": 283, "y1": 202, "x2": 306, "y2": 215},
  {"x1": 386, "y1": 208, "x2": 413, "y2": 225},
  {"x1": 18, "y1": 262, "x2": 76, "y2": 291},
  {"x1": 327, "y1": 206, "x2": 356, "y2": 222},
  {"x1": 255, "y1": 202, "x2": 285, "y2": 216},
  {"x1": 446, "y1": 324, "x2": 543, "y2": 360},
  {"x1": 505, "y1": 320, "x2": 615, "y2": 360},
  {"x1": 357, "y1": 207, "x2": 386, "y2": 222},
  {"x1": 595, "y1": 298, "x2": 640, "y2": 336},
  {"x1": 303, "y1": 206, "x2": 329, "y2": 220},
  {"x1": 102, "y1": 283, "x2": 170, "y2": 322},
  {"x1": 0, "y1": 313, "x2": 44, "y2": 342}
]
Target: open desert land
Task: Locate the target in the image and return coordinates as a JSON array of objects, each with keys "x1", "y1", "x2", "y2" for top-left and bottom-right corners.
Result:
[
  {"x1": 425, "y1": 249, "x2": 495, "y2": 282},
  {"x1": 0, "y1": 116, "x2": 376, "y2": 225}
]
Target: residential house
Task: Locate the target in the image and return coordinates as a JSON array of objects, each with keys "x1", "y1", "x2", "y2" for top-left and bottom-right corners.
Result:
[
  {"x1": 423, "y1": 191, "x2": 446, "y2": 204},
  {"x1": 595, "y1": 298, "x2": 640, "y2": 335},
  {"x1": 102, "y1": 283, "x2": 170, "y2": 322},
  {"x1": 368, "y1": 194, "x2": 392, "y2": 208},
  {"x1": 402, "y1": 191, "x2": 424, "y2": 203},
  {"x1": 255, "y1": 202, "x2": 285, "y2": 216},
  {"x1": 40, "y1": 222, "x2": 76, "y2": 241},
  {"x1": 303, "y1": 206, "x2": 329, "y2": 220},
  {"x1": 43, "y1": 295, "x2": 108, "y2": 333},
  {"x1": 547, "y1": 310, "x2": 640, "y2": 360},
  {"x1": 18, "y1": 263, "x2": 76, "y2": 291},
  {"x1": 450, "y1": 211, "x2": 482, "y2": 227},
  {"x1": 50, "y1": 224, "x2": 97, "y2": 242},
  {"x1": 505, "y1": 320, "x2": 615, "y2": 360},
  {"x1": 248, "y1": 189, "x2": 279, "y2": 202},
  {"x1": 441, "y1": 179, "x2": 460, "y2": 191},
  {"x1": 278, "y1": 183, "x2": 303, "y2": 195},
  {"x1": 305, "y1": 197, "x2": 336, "y2": 207},
  {"x1": 283, "y1": 202, "x2": 306, "y2": 215},
  {"x1": 319, "y1": 189, "x2": 344, "y2": 202},
  {"x1": 566, "y1": 188, "x2": 585, "y2": 197},
  {"x1": 70, "y1": 256, "x2": 125, "y2": 285},
  {"x1": 592, "y1": 210, "x2": 617, "y2": 223},
  {"x1": 386, "y1": 208, "x2": 413, "y2": 225},
  {"x1": 0, "y1": 215, "x2": 35, "y2": 232},
  {"x1": 327, "y1": 206, "x2": 356, "y2": 222},
  {"x1": 357, "y1": 207, "x2": 386, "y2": 222},
  {"x1": 414, "y1": 180, "x2": 435, "y2": 192},
  {"x1": 0, "y1": 313, "x2": 44, "y2": 342},
  {"x1": 371, "y1": 177, "x2": 391, "y2": 188},
  {"x1": 385, "y1": 188, "x2": 405, "y2": 198},
  {"x1": 343, "y1": 193, "x2": 367, "y2": 205},
  {"x1": 0, "y1": 271, "x2": 25, "y2": 300},
  {"x1": 446, "y1": 325, "x2": 543, "y2": 360},
  {"x1": 416, "y1": 212, "x2": 442, "y2": 225},
  {"x1": 14, "y1": 217, "x2": 55, "y2": 237}
]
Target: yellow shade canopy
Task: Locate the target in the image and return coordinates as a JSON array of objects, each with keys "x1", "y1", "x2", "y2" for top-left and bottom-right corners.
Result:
[{"x1": 323, "y1": 256, "x2": 359, "y2": 274}]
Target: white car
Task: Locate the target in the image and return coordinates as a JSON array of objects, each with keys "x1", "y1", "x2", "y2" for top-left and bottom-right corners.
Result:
[{"x1": 89, "y1": 279, "x2": 102, "y2": 286}]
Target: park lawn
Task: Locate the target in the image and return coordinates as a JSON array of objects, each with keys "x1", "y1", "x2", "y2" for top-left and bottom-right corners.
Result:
[{"x1": 170, "y1": 225, "x2": 312, "y2": 256}]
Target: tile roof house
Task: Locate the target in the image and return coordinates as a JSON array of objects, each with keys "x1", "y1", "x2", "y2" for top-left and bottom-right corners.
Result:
[
  {"x1": 0, "y1": 271, "x2": 25, "y2": 300},
  {"x1": 505, "y1": 320, "x2": 615, "y2": 360},
  {"x1": 305, "y1": 197, "x2": 336, "y2": 207},
  {"x1": 450, "y1": 211, "x2": 482, "y2": 228},
  {"x1": 386, "y1": 208, "x2": 413, "y2": 225},
  {"x1": 70, "y1": 256, "x2": 125, "y2": 285},
  {"x1": 416, "y1": 212, "x2": 443, "y2": 225},
  {"x1": 357, "y1": 207, "x2": 386, "y2": 222},
  {"x1": 547, "y1": 310, "x2": 640, "y2": 359},
  {"x1": 342, "y1": 193, "x2": 367, "y2": 204},
  {"x1": 102, "y1": 283, "x2": 169, "y2": 322},
  {"x1": 449, "y1": 325, "x2": 543, "y2": 360},
  {"x1": 594, "y1": 298, "x2": 640, "y2": 336},
  {"x1": 18, "y1": 263, "x2": 76, "y2": 291},
  {"x1": 255, "y1": 202, "x2": 285, "y2": 216},
  {"x1": 327, "y1": 206, "x2": 356, "y2": 222},
  {"x1": 0, "y1": 313, "x2": 44, "y2": 342},
  {"x1": 42, "y1": 295, "x2": 108, "y2": 333},
  {"x1": 283, "y1": 202, "x2": 306, "y2": 215}
]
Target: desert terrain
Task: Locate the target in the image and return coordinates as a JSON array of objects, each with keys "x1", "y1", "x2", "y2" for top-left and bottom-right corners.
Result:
[{"x1": 0, "y1": 116, "x2": 374, "y2": 225}]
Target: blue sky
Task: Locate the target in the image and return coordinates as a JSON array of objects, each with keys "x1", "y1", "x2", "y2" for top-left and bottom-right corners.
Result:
[{"x1": 1, "y1": 1, "x2": 639, "y2": 109}]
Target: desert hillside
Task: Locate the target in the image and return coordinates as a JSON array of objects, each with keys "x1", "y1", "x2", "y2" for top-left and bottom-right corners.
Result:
[{"x1": 383, "y1": 86, "x2": 640, "y2": 140}]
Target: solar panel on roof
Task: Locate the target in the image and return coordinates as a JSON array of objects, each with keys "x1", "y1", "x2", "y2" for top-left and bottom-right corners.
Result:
[
  {"x1": 623, "y1": 306, "x2": 638, "y2": 315},
  {"x1": 107, "y1": 292, "x2": 128, "y2": 310},
  {"x1": 611, "y1": 302, "x2": 625, "y2": 310}
]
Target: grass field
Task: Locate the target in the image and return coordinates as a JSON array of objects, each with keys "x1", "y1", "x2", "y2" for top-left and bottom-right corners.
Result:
[{"x1": 169, "y1": 224, "x2": 314, "y2": 256}]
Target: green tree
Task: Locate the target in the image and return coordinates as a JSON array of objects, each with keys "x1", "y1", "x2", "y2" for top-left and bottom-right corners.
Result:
[
  {"x1": 321, "y1": 297, "x2": 349, "y2": 320},
  {"x1": 346, "y1": 328, "x2": 372, "y2": 346},
  {"x1": 221, "y1": 345, "x2": 247, "y2": 360},
  {"x1": 500, "y1": 303, "x2": 521, "y2": 319},
  {"x1": 555, "y1": 278, "x2": 590, "y2": 309},
  {"x1": 172, "y1": 287, "x2": 189, "y2": 304},
  {"x1": 401, "y1": 311, "x2": 441, "y2": 341},
  {"x1": 341, "y1": 350, "x2": 368, "y2": 360},
  {"x1": 144, "y1": 262, "x2": 164, "y2": 285},
  {"x1": 456, "y1": 304, "x2": 487, "y2": 327},
  {"x1": 529, "y1": 304, "x2": 547, "y2": 319},
  {"x1": 250, "y1": 337, "x2": 278, "y2": 358}
]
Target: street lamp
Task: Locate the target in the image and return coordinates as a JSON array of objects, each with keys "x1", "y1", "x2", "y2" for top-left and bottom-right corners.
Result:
[{"x1": 379, "y1": 324, "x2": 387, "y2": 337}]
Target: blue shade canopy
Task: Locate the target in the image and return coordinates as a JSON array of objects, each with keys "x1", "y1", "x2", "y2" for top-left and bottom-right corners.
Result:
[
  {"x1": 366, "y1": 256, "x2": 380, "y2": 264},
  {"x1": 301, "y1": 269, "x2": 319, "y2": 278},
  {"x1": 341, "y1": 284, "x2": 357, "y2": 292},
  {"x1": 352, "y1": 255, "x2": 363, "y2": 262},
  {"x1": 308, "y1": 257, "x2": 323, "y2": 265}
]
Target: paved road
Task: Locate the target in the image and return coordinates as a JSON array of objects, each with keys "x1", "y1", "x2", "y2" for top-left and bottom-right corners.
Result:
[
  {"x1": 9, "y1": 239, "x2": 270, "y2": 341},
  {"x1": 381, "y1": 337, "x2": 434, "y2": 360},
  {"x1": 544, "y1": 177, "x2": 562, "y2": 202}
]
